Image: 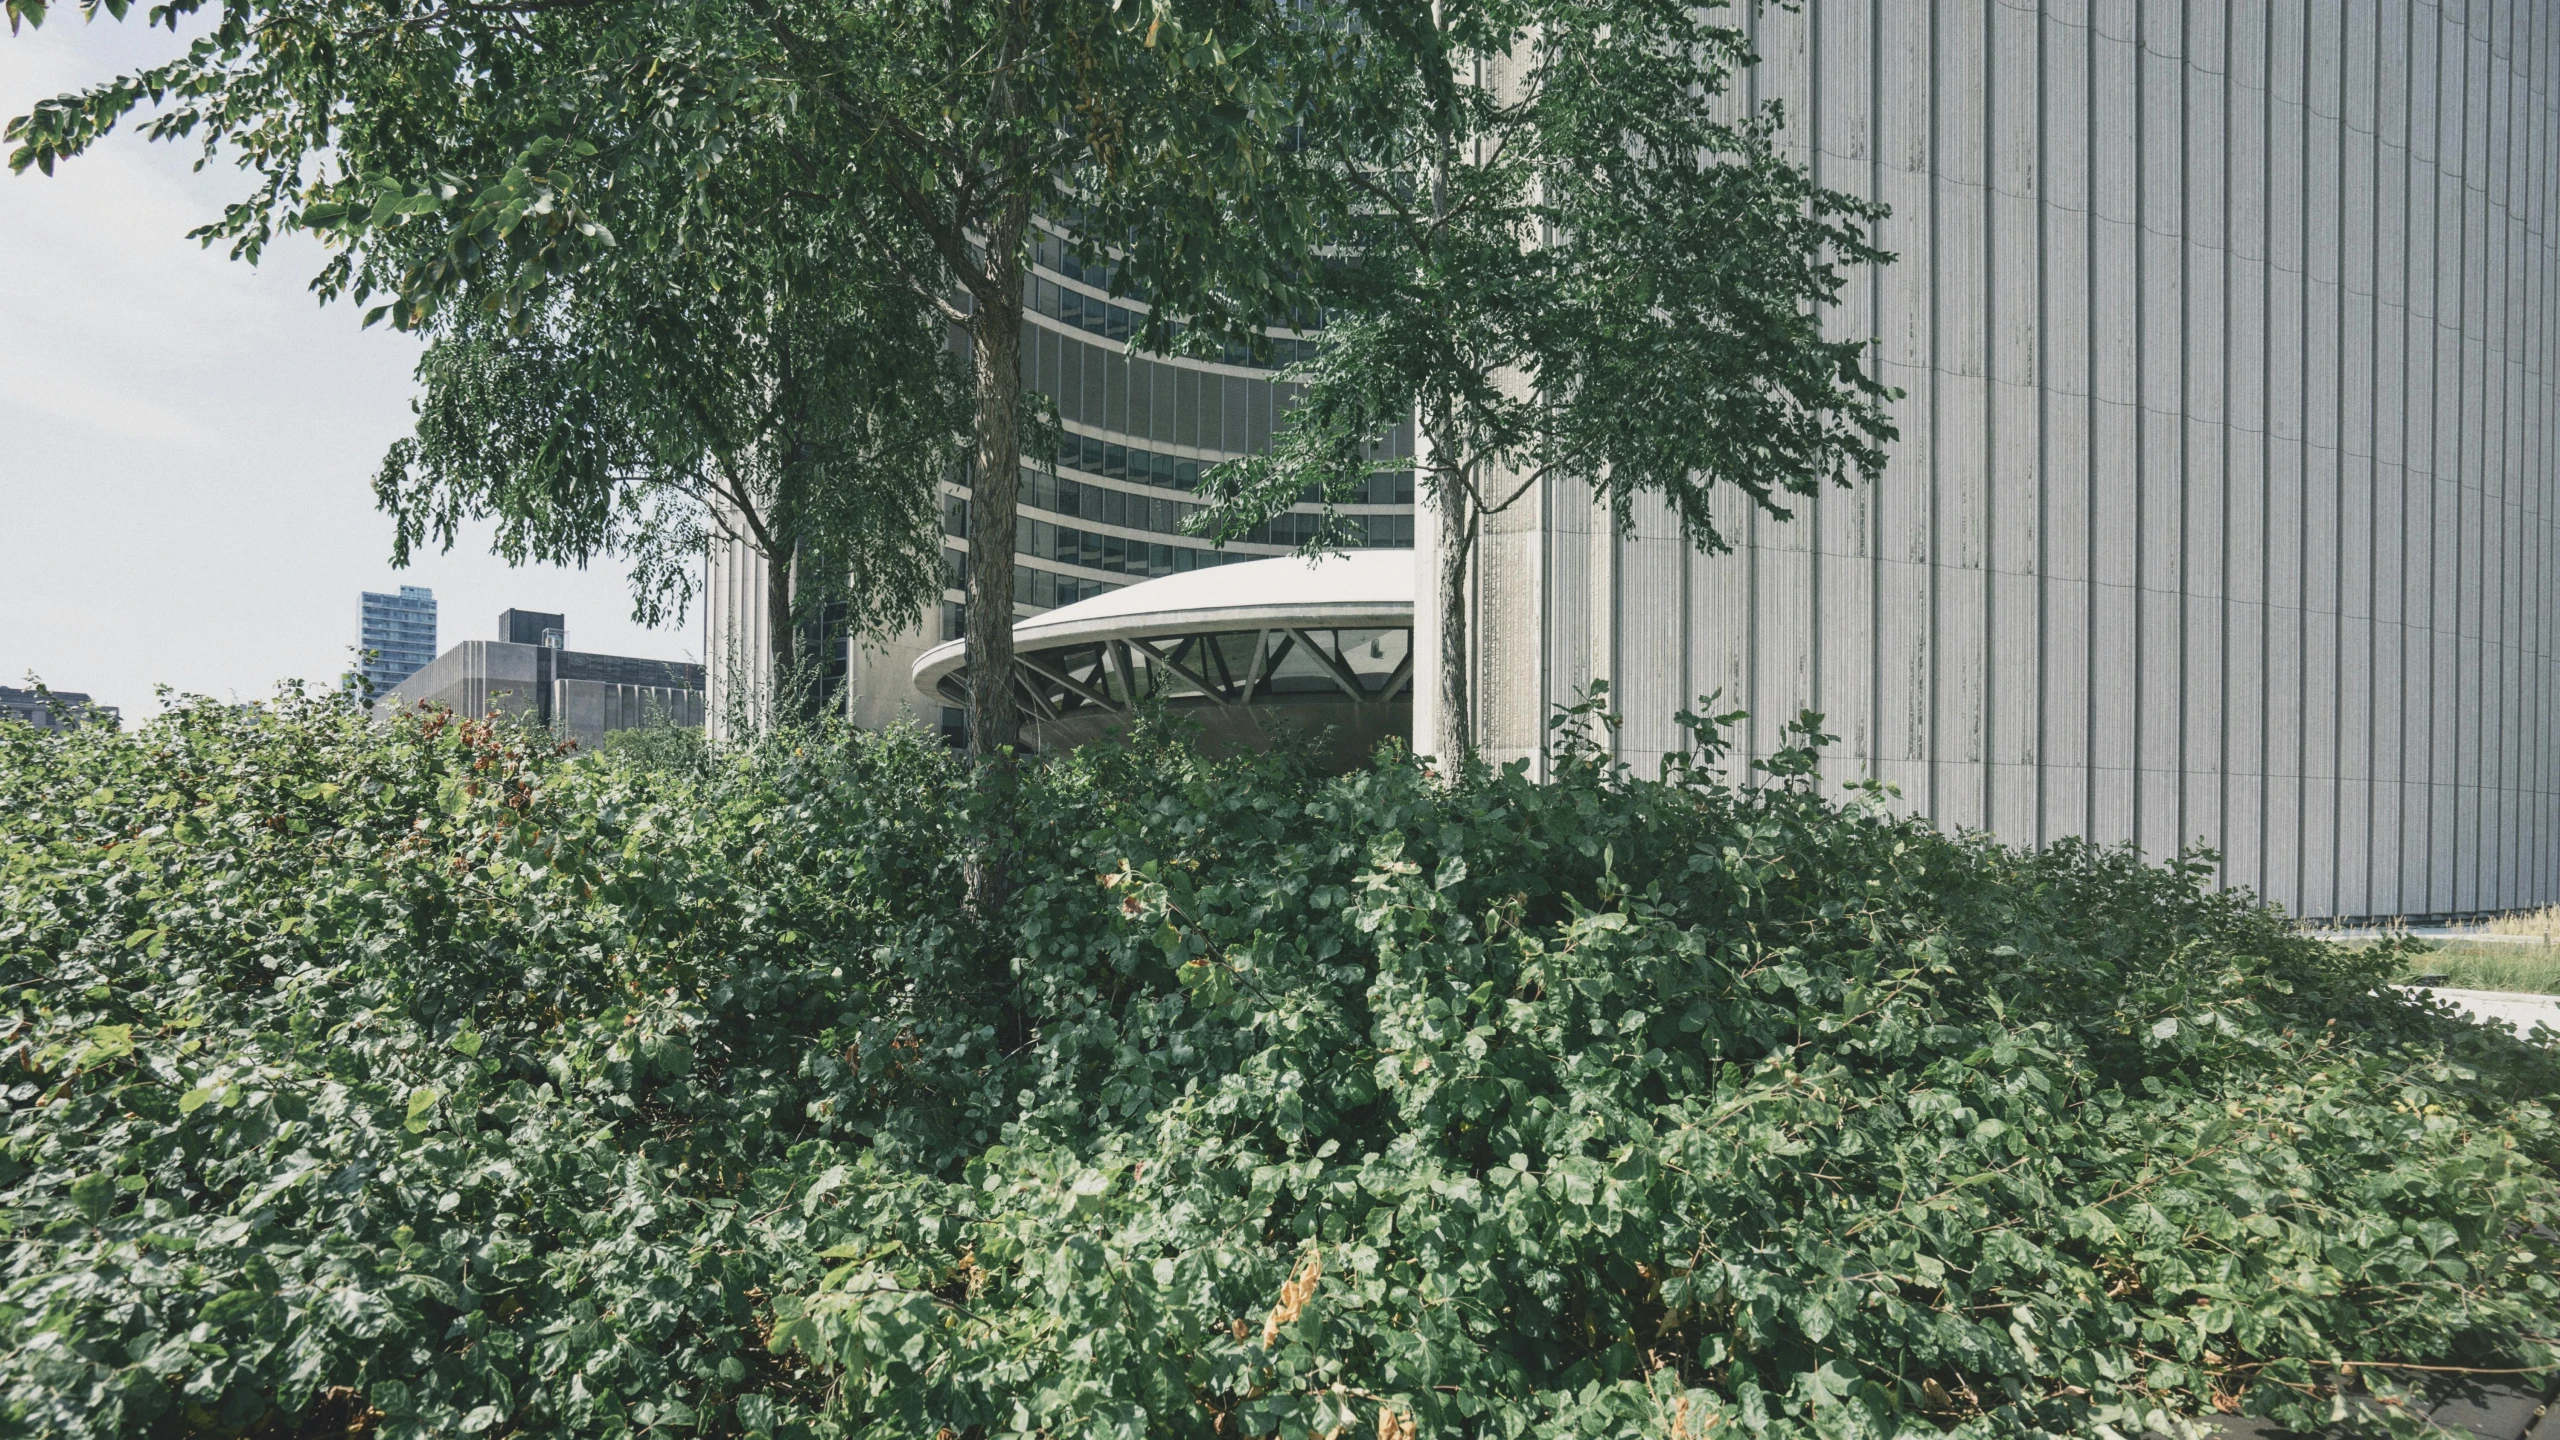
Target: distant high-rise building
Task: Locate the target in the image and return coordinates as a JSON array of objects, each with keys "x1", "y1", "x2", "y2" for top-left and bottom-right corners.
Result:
[{"x1": 358, "y1": 586, "x2": 438, "y2": 694}]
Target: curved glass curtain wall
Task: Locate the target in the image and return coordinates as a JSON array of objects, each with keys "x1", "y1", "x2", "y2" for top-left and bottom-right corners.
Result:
[{"x1": 937, "y1": 228, "x2": 1417, "y2": 648}]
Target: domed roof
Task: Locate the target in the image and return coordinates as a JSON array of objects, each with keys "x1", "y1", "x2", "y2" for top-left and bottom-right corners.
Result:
[{"x1": 913, "y1": 549, "x2": 1415, "y2": 701}]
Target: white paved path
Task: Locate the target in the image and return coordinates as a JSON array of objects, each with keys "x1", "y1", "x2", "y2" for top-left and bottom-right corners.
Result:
[{"x1": 2394, "y1": 985, "x2": 2560, "y2": 1034}]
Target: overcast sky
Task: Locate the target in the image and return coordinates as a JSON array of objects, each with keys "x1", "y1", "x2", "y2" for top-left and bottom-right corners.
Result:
[{"x1": 1, "y1": 16, "x2": 697, "y2": 721}]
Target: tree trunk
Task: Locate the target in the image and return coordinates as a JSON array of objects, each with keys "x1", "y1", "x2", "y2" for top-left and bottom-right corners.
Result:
[
  {"x1": 765, "y1": 539, "x2": 801, "y2": 722},
  {"x1": 961, "y1": 193, "x2": 1032, "y2": 919},
  {"x1": 1431, "y1": 474, "x2": 1475, "y2": 765},
  {"x1": 964, "y1": 198, "x2": 1031, "y2": 763}
]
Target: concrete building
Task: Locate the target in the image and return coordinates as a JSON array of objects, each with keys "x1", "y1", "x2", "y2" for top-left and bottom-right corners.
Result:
[
  {"x1": 0, "y1": 686, "x2": 120, "y2": 731},
  {"x1": 730, "y1": 3, "x2": 2560, "y2": 922},
  {"x1": 358, "y1": 586, "x2": 439, "y2": 693},
  {"x1": 384, "y1": 612, "x2": 704, "y2": 749},
  {"x1": 499, "y1": 609, "x2": 568, "y2": 648},
  {"x1": 1446, "y1": 0, "x2": 2560, "y2": 922}
]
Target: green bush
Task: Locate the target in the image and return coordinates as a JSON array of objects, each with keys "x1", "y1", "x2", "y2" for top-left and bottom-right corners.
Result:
[{"x1": 4, "y1": 691, "x2": 2556, "y2": 1439}]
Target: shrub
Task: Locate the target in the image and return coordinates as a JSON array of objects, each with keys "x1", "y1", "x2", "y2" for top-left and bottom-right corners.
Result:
[{"x1": 2, "y1": 691, "x2": 2554, "y2": 1439}]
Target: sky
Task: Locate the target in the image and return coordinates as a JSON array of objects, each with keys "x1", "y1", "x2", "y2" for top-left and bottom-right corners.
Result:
[{"x1": 0, "y1": 15, "x2": 698, "y2": 721}]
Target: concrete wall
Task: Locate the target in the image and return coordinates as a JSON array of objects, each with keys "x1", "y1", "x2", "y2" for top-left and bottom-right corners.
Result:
[
  {"x1": 702, "y1": 527, "x2": 942, "y2": 739},
  {"x1": 702, "y1": 529, "x2": 774, "y2": 744},
  {"x1": 385, "y1": 641, "x2": 705, "y2": 749},
  {"x1": 1473, "y1": 0, "x2": 2560, "y2": 921},
  {"x1": 383, "y1": 640, "x2": 547, "y2": 724},
  {"x1": 553, "y1": 680, "x2": 705, "y2": 749}
]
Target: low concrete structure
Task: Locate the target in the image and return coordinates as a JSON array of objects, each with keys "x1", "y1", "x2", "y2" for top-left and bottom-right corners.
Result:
[
  {"x1": 913, "y1": 551, "x2": 1413, "y2": 769},
  {"x1": 383, "y1": 616, "x2": 703, "y2": 750},
  {"x1": 0, "y1": 686, "x2": 119, "y2": 731}
]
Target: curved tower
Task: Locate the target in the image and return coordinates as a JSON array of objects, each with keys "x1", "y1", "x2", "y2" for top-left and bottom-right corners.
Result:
[
  {"x1": 1469, "y1": 0, "x2": 2560, "y2": 920},
  {"x1": 706, "y1": 230, "x2": 1416, "y2": 739}
]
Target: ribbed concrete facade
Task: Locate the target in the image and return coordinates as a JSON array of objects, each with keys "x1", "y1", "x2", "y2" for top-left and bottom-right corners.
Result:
[
  {"x1": 1468, "y1": 0, "x2": 2560, "y2": 920},
  {"x1": 701, "y1": 529, "x2": 776, "y2": 740}
]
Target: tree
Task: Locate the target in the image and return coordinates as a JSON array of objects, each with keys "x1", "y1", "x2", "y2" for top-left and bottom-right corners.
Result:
[
  {"x1": 375, "y1": 217, "x2": 966, "y2": 725},
  {"x1": 6, "y1": 0, "x2": 964, "y2": 724},
  {"x1": 736, "y1": 0, "x2": 1330, "y2": 761},
  {"x1": 1193, "y1": 0, "x2": 1898, "y2": 762},
  {"x1": 8, "y1": 0, "x2": 1330, "y2": 910}
]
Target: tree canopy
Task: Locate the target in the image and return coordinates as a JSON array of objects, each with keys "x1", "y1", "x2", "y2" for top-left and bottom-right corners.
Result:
[
  {"x1": 1193, "y1": 0, "x2": 1898, "y2": 760},
  {"x1": 375, "y1": 208, "x2": 967, "y2": 718},
  {"x1": 9, "y1": 0, "x2": 1342, "y2": 911},
  {"x1": 733, "y1": 0, "x2": 1336, "y2": 797},
  {"x1": 10, "y1": 0, "x2": 970, "y2": 712},
  {"x1": 9, "y1": 0, "x2": 1329, "y2": 725}
]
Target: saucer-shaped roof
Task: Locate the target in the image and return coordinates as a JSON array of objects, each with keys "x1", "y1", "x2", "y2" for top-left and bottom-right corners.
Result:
[{"x1": 913, "y1": 549, "x2": 1415, "y2": 701}]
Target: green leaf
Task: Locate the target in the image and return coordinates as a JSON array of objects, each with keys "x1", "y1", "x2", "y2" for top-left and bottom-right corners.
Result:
[
  {"x1": 75, "y1": 1023, "x2": 135, "y2": 1067},
  {"x1": 68, "y1": 1170, "x2": 114, "y2": 1222},
  {"x1": 196, "y1": 1288, "x2": 266, "y2": 1328}
]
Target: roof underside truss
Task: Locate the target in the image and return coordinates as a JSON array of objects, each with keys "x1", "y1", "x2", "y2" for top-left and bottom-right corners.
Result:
[{"x1": 937, "y1": 627, "x2": 1415, "y2": 718}]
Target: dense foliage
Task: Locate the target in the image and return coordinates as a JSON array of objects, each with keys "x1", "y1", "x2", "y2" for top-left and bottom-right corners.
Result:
[{"x1": 5, "y1": 694, "x2": 2557, "y2": 1439}]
